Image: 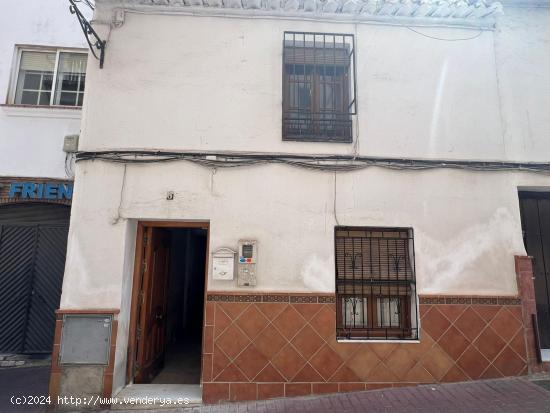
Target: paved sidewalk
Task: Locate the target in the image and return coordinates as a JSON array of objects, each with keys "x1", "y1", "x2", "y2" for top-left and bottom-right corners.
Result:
[{"x1": 130, "y1": 377, "x2": 550, "y2": 413}]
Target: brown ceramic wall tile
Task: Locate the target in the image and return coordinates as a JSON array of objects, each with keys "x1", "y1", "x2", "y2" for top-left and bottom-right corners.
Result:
[
  {"x1": 229, "y1": 383, "x2": 257, "y2": 401},
  {"x1": 339, "y1": 383, "x2": 366, "y2": 392},
  {"x1": 205, "y1": 302, "x2": 214, "y2": 326},
  {"x1": 202, "y1": 293, "x2": 529, "y2": 404},
  {"x1": 234, "y1": 344, "x2": 269, "y2": 380},
  {"x1": 312, "y1": 382, "x2": 339, "y2": 394},
  {"x1": 203, "y1": 326, "x2": 214, "y2": 354},
  {"x1": 203, "y1": 383, "x2": 229, "y2": 404},
  {"x1": 285, "y1": 383, "x2": 311, "y2": 397},
  {"x1": 258, "y1": 383, "x2": 284, "y2": 399},
  {"x1": 202, "y1": 354, "x2": 213, "y2": 382}
]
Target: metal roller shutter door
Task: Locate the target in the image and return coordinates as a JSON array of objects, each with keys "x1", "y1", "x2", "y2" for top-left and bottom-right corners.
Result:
[{"x1": 0, "y1": 204, "x2": 70, "y2": 353}]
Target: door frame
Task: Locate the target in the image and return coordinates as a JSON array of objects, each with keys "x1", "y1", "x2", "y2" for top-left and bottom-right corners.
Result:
[
  {"x1": 126, "y1": 220, "x2": 210, "y2": 385},
  {"x1": 519, "y1": 191, "x2": 550, "y2": 351}
]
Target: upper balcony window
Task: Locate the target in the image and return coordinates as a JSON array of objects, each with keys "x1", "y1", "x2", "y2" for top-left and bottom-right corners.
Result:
[
  {"x1": 282, "y1": 32, "x2": 356, "y2": 143},
  {"x1": 12, "y1": 49, "x2": 87, "y2": 107}
]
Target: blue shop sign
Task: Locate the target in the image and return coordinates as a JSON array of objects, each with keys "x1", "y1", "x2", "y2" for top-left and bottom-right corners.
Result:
[{"x1": 8, "y1": 182, "x2": 73, "y2": 200}]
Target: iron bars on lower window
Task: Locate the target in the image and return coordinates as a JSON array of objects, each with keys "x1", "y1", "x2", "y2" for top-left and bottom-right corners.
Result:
[{"x1": 335, "y1": 227, "x2": 419, "y2": 340}]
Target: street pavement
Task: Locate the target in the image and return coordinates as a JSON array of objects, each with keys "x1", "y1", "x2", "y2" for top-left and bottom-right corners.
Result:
[
  {"x1": 1, "y1": 366, "x2": 550, "y2": 412},
  {"x1": 0, "y1": 366, "x2": 49, "y2": 412},
  {"x1": 121, "y1": 377, "x2": 550, "y2": 413}
]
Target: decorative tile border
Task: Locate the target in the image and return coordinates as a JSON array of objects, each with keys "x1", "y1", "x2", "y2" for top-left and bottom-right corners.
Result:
[
  {"x1": 207, "y1": 292, "x2": 335, "y2": 304},
  {"x1": 207, "y1": 292, "x2": 521, "y2": 306},
  {"x1": 420, "y1": 295, "x2": 521, "y2": 306},
  {"x1": 207, "y1": 294, "x2": 263, "y2": 303}
]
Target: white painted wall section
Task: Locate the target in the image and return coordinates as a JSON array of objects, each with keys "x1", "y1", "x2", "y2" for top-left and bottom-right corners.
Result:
[{"x1": 0, "y1": 0, "x2": 88, "y2": 179}]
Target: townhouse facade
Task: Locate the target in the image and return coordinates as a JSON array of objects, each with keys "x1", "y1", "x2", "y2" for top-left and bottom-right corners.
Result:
[
  {"x1": 51, "y1": 0, "x2": 550, "y2": 405},
  {"x1": 0, "y1": 0, "x2": 88, "y2": 357}
]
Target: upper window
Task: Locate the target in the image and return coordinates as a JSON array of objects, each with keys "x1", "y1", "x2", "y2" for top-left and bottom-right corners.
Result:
[
  {"x1": 282, "y1": 32, "x2": 356, "y2": 143},
  {"x1": 12, "y1": 49, "x2": 87, "y2": 107},
  {"x1": 335, "y1": 227, "x2": 419, "y2": 341}
]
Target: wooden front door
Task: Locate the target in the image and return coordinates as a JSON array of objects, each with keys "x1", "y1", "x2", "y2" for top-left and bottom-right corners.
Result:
[
  {"x1": 520, "y1": 193, "x2": 550, "y2": 348},
  {"x1": 134, "y1": 227, "x2": 171, "y2": 383}
]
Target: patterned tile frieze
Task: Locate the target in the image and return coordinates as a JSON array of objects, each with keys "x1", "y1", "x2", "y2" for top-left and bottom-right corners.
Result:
[
  {"x1": 208, "y1": 293, "x2": 518, "y2": 305},
  {"x1": 207, "y1": 293, "x2": 335, "y2": 304},
  {"x1": 419, "y1": 295, "x2": 521, "y2": 306},
  {"x1": 202, "y1": 292, "x2": 527, "y2": 404}
]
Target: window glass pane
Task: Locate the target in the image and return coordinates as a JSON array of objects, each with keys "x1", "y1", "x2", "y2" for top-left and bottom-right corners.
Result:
[
  {"x1": 59, "y1": 92, "x2": 77, "y2": 106},
  {"x1": 20, "y1": 91, "x2": 39, "y2": 105},
  {"x1": 342, "y1": 297, "x2": 367, "y2": 328},
  {"x1": 377, "y1": 298, "x2": 401, "y2": 328},
  {"x1": 23, "y1": 73, "x2": 41, "y2": 90},
  {"x1": 61, "y1": 77, "x2": 79, "y2": 91},
  {"x1": 42, "y1": 74, "x2": 53, "y2": 91},
  {"x1": 80, "y1": 75, "x2": 86, "y2": 92},
  {"x1": 39, "y1": 92, "x2": 51, "y2": 106},
  {"x1": 15, "y1": 51, "x2": 55, "y2": 105},
  {"x1": 54, "y1": 53, "x2": 87, "y2": 106},
  {"x1": 77, "y1": 93, "x2": 84, "y2": 107}
]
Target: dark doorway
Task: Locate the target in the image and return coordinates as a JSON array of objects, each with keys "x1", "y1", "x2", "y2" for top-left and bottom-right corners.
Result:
[
  {"x1": 519, "y1": 192, "x2": 550, "y2": 348},
  {"x1": 132, "y1": 225, "x2": 207, "y2": 385},
  {"x1": 0, "y1": 204, "x2": 70, "y2": 354}
]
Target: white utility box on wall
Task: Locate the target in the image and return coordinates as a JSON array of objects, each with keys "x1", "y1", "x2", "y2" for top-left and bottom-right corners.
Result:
[
  {"x1": 237, "y1": 240, "x2": 257, "y2": 287},
  {"x1": 212, "y1": 248, "x2": 236, "y2": 280}
]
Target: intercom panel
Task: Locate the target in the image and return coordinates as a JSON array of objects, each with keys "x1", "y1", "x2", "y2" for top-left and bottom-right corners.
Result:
[{"x1": 237, "y1": 240, "x2": 257, "y2": 286}]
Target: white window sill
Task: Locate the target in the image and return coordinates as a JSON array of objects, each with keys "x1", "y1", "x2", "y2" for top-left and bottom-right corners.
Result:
[
  {"x1": 1, "y1": 104, "x2": 82, "y2": 119},
  {"x1": 337, "y1": 339, "x2": 420, "y2": 344}
]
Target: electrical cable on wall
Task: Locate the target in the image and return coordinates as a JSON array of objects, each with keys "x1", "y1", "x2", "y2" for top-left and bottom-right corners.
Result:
[
  {"x1": 76, "y1": 150, "x2": 550, "y2": 175},
  {"x1": 112, "y1": 164, "x2": 127, "y2": 224},
  {"x1": 65, "y1": 153, "x2": 76, "y2": 179},
  {"x1": 405, "y1": 27, "x2": 484, "y2": 41}
]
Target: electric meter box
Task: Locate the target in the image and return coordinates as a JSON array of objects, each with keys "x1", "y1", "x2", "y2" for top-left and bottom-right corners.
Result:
[
  {"x1": 237, "y1": 240, "x2": 257, "y2": 287},
  {"x1": 59, "y1": 314, "x2": 112, "y2": 365},
  {"x1": 63, "y1": 134, "x2": 79, "y2": 153},
  {"x1": 212, "y1": 248, "x2": 236, "y2": 281}
]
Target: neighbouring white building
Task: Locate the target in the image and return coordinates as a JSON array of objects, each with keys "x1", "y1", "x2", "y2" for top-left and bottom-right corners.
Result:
[
  {"x1": 51, "y1": 0, "x2": 550, "y2": 406},
  {"x1": 0, "y1": 0, "x2": 88, "y2": 357}
]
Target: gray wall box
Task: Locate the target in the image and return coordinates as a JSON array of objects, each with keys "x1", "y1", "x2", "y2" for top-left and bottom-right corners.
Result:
[
  {"x1": 60, "y1": 314, "x2": 112, "y2": 365},
  {"x1": 63, "y1": 134, "x2": 79, "y2": 153}
]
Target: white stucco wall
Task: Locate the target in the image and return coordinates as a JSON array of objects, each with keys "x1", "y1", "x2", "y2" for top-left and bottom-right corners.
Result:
[
  {"x1": 59, "y1": 3, "x2": 550, "y2": 393},
  {"x1": 62, "y1": 161, "x2": 544, "y2": 310},
  {"x1": 62, "y1": 5, "x2": 550, "y2": 300},
  {"x1": 81, "y1": 12, "x2": 506, "y2": 160},
  {"x1": 495, "y1": 6, "x2": 550, "y2": 162},
  {"x1": 0, "y1": 0, "x2": 88, "y2": 179}
]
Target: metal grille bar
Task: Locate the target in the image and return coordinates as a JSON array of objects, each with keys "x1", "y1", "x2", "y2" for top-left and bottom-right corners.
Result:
[
  {"x1": 335, "y1": 227, "x2": 419, "y2": 340},
  {"x1": 283, "y1": 31, "x2": 356, "y2": 143}
]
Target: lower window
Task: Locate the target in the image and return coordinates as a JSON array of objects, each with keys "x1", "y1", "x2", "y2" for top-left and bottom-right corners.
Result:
[{"x1": 335, "y1": 227, "x2": 419, "y2": 340}]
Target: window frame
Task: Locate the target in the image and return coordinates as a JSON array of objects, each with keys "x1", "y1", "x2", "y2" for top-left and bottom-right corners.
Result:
[
  {"x1": 7, "y1": 45, "x2": 88, "y2": 108},
  {"x1": 334, "y1": 226, "x2": 419, "y2": 342},
  {"x1": 282, "y1": 31, "x2": 356, "y2": 144}
]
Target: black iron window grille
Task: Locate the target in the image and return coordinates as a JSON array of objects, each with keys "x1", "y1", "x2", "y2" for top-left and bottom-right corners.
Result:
[
  {"x1": 335, "y1": 227, "x2": 419, "y2": 341},
  {"x1": 283, "y1": 32, "x2": 356, "y2": 143}
]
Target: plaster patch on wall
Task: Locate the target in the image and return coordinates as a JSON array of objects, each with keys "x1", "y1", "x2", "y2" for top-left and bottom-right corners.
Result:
[
  {"x1": 300, "y1": 254, "x2": 333, "y2": 292},
  {"x1": 418, "y1": 207, "x2": 524, "y2": 295}
]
